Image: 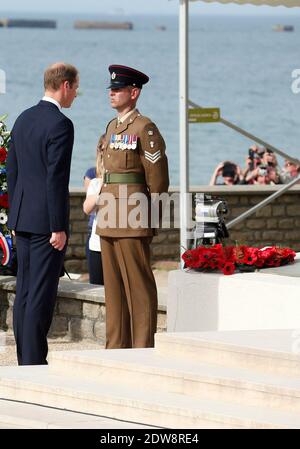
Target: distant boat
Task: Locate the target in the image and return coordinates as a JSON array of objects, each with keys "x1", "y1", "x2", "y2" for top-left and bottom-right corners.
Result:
[
  {"x1": 74, "y1": 21, "x2": 133, "y2": 30},
  {"x1": 272, "y1": 24, "x2": 294, "y2": 32},
  {"x1": 0, "y1": 18, "x2": 56, "y2": 28},
  {"x1": 156, "y1": 25, "x2": 166, "y2": 31}
]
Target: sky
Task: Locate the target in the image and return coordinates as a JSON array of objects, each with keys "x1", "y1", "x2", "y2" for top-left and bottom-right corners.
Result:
[{"x1": 3, "y1": 0, "x2": 300, "y2": 16}]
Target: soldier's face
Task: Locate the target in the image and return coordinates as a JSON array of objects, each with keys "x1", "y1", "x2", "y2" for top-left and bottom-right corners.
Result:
[{"x1": 109, "y1": 87, "x2": 139, "y2": 110}]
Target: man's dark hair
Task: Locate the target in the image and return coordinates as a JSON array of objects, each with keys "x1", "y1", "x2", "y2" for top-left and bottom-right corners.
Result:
[{"x1": 222, "y1": 162, "x2": 236, "y2": 178}]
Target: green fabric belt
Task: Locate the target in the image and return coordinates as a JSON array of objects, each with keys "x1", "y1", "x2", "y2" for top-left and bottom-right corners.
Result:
[{"x1": 103, "y1": 172, "x2": 145, "y2": 184}]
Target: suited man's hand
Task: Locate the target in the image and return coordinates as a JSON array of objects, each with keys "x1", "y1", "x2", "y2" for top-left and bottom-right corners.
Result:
[{"x1": 50, "y1": 232, "x2": 67, "y2": 251}]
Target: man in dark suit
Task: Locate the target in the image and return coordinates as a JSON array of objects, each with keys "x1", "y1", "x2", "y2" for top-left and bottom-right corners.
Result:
[{"x1": 7, "y1": 62, "x2": 79, "y2": 365}]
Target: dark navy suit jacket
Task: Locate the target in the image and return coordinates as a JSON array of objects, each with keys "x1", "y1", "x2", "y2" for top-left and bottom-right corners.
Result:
[{"x1": 7, "y1": 100, "x2": 74, "y2": 234}]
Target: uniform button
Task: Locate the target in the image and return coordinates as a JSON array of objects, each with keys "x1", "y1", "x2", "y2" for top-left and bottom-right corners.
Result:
[
  {"x1": 104, "y1": 184, "x2": 107, "y2": 187},
  {"x1": 108, "y1": 154, "x2": 111, "y2": 158},
  {"x1": 105, "y1": 169, "x2": 108, "y2": 173}
]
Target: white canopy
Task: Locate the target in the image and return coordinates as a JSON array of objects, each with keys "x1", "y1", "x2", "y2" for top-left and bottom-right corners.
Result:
[
  {"x1": 188, "y1": 0, "x2": 300, "y2": 5},
  {"x1": 179, "y1": 0, "x2": 300, "y2": 264}
]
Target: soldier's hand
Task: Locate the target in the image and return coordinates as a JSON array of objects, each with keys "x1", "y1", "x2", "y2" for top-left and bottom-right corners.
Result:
[{"x1": 50, "y1": 231, "x2": 67, "y2": 251}]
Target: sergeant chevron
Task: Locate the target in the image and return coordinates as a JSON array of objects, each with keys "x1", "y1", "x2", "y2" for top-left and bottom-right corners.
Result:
[{"x1": 145, "y1": 149, "x2": 161, "y2": 163}]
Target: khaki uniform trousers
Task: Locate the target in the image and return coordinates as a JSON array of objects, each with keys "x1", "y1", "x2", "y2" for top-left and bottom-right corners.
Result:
[{"x1": 101, "y1": 236, "x2": 158, "y2": 349}]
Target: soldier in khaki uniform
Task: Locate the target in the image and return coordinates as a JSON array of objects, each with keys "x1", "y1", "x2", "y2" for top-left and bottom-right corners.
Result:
[{"x1": 96, "y1": 65, "x2": 169, "y2": 349}]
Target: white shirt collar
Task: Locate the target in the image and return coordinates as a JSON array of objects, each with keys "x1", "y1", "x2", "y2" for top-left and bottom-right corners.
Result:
[
  {"x1": 42, "y1": 96, "x2": 62, "y2": 111},
  {"x1": 117, "y1": 108, "x2": 137, "y2": 126}
]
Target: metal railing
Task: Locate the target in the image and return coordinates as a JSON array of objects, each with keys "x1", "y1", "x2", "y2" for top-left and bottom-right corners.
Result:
[
  {"x1": 189, "y1": 99, "x2": 300, "y2": 228},
  {"x1": 227, "y1": 175, "x2": 300, "y2": 229}
]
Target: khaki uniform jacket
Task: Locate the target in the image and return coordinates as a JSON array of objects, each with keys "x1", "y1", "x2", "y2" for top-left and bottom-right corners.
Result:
[{"x1": 96, "y1": 110, "x2": 169, "y2": 237}]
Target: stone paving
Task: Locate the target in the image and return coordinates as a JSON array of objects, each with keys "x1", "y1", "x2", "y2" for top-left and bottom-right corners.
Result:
[
  {"x1": 0, "y1": 266, "x2": 175, "y2": 367},
  {"x1": 0, "y1": 332, "x2": 105, "y2": 366}
]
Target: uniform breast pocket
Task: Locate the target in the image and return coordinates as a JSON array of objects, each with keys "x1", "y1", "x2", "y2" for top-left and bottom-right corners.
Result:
[
  {"x1": 112, "y1": 151, "x2": 127, "y2": 170},
  {"x1": 126, "y1": 151, "x2": 138, "y2": 169}
]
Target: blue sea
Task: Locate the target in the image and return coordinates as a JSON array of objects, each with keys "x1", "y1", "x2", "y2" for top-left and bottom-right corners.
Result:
[{"x1": 1, "y1": 12, "x2": 300, "y2": 187}]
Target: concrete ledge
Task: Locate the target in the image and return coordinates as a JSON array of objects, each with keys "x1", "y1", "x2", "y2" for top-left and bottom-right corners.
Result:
[
  {"x1": 168, "y1": 255, "x2": 300, "y2": 333},
  {"x1": 70, "y1": 185, "x2": 300, "y2": 195},
  {"x1": 0, "y1": 277, "x2": 166, "y2": 343},
  {"x1": 186, "y1": 185, "x2": 300, "y2": 194}
]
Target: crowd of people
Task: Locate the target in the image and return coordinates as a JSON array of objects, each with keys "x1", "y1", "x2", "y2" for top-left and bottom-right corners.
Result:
[{"x1": 210, "y1": 145, "x2": 300, "y2": 186}]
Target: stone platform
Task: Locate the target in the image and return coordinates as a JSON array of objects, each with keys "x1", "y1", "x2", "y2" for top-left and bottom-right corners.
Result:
[
  {"x1": 0, "y1": 269, "x2": 167, "y2": 343},
  {"x1": 168, "y1": 254, "x2": 300, "y2": 332},
  {"x1": 1, "y1": 330, "x2": 300, "y2": 428}
]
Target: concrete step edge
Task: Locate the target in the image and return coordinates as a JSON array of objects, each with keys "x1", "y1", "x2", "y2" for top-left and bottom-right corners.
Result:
[
  {"x1": 0, "y1": 368, "x2": 300, "y2": 428},
  {"x1": 48, "y1": 349, "x2": 300, "y2": 400},
  {"x1": 155, "y1": 332, "x2": 300, "y2": 362}
]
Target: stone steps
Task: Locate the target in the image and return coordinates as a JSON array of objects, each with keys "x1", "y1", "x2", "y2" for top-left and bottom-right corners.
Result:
[
  {"x1": 2, "y1": 330, "x2": 300, "y2": 428},
  {"x1": 0, "y1": 366, "x2": 299, "y2": 428},
  {"x1": 155, "y1": 330, "x2": 300, "y2": 378},
  {"x1": 48, "y1": 347, "x2": 300, "y2": 413},
  {"x1": 0, "y1": 399, "x2": 152, "y2": 429}
]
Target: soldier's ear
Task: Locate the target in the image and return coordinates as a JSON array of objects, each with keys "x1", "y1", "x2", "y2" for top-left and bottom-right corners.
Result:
[{"x1": 131, "y1": 87, "x2": 140, "y2": 101}]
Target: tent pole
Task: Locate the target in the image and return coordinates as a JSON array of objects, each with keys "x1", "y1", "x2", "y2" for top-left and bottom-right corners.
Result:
[{"x1": 179, "y1": 0, "x2": 189, "y2": 268}]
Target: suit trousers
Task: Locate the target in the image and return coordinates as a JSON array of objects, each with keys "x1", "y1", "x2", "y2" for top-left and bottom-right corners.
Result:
[
  {"x1": 100, "y1": 236, "x2": 157, "y2": 349},
  {"x1": 14, "y1": 232, "x2": 65, "y2": 365}
]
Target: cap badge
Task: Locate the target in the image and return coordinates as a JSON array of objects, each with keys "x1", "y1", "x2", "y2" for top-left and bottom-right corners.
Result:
[{"x1": 111, "y1": 72, "x2": 116, "y2": 80}]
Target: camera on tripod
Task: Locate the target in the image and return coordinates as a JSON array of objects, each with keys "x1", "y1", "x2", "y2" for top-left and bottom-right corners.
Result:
[{"x1": 193, "y1": 193, "x2": 229, "y2": 246}]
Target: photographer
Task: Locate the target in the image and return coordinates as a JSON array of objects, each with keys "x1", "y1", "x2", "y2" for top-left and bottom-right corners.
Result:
[
  {"x1": 280, "y1": 159, "x2": 300, "y2": 184},
  {"x1": 210, "y1": 161, "x2": 244, "y2": 186},
  {"x1": 262, "y1": 148, "x2": 278, "y2": 168},
  {"x1": 261, "y1": 148, "x2": 282, "y2": 183},
  {"x1": 243, "y1": 144, "x2": 264, "y2": 184},
  {"x1": 252, "y1": 164, "x2": 280, "y2": 185},
  {"x1": 253, "y1": 165, "x2": 270, "y2": 185}
]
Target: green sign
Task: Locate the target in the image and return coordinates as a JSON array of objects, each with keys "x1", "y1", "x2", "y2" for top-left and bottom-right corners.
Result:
[{"x1": 188, "y1": 108, "x2": 220, "y2": 123}]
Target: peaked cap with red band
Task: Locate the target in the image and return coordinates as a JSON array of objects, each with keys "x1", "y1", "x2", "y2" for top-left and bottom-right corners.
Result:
[{"x1": 108, "y1": 65, "x2": 149, "y2": 89}]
